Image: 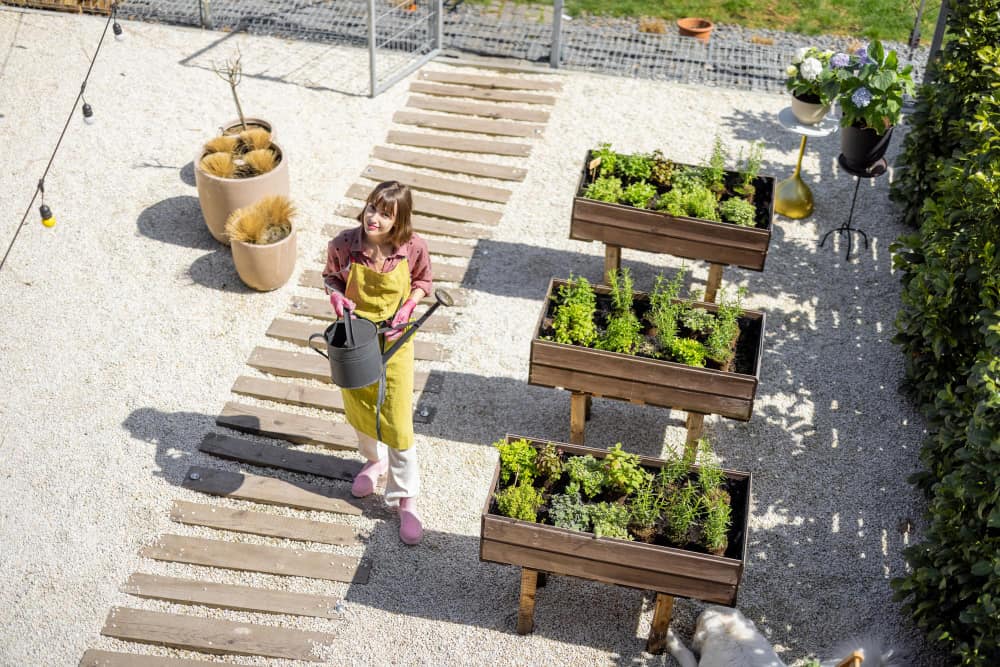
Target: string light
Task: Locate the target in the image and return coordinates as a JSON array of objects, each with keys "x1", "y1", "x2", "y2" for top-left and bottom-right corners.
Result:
[{"x1": 0, "y1": 2, "x2": 122, "y2": 272}]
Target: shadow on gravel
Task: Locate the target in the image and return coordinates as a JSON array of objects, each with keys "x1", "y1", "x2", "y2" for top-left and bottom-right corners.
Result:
[
  {"x1": 136, "y1": 195, "x2": 216, "y2": 250},
  {"x1": 186, "y1": 248, "x2": 255, "y2": 293},
  {"x1": 179, "y1": 161, "x2": 196, "y2": 186}
]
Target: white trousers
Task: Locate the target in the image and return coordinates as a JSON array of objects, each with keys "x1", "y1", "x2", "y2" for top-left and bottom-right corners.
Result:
[{"x1": 356, "y1": 429, "x2": 420, "y2": 504}]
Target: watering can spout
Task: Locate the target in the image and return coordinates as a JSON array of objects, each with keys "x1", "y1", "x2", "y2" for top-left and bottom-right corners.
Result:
[{"x1": 382, "y1": 288, "x2": 455, "y2": 363}]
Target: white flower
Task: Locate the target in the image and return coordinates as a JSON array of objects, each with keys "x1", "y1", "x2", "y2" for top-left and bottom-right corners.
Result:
[
  {"x1": 800, "y1": 57, "x2": 823, "y2": 81},
  {"x1": 786, "y1": 65, "x2": 798, "y2": 77},
  {"x1": 793, "y1": 46, "x2": 810, "y2": 64}
]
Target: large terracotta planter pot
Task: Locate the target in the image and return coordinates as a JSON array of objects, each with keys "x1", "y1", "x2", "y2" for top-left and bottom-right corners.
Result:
[
  {"x1": 195, "y1": 142, "x2": 290, "y2": 245},
  {"x1": 220, "y1": 117, "x2": 273, "y2": 136},
  {"x1": 791, "y1": 93, "x2": 830, "y2": 125},
  {"x1": 480, "y1": 435, "x2": 752, "y2": 606},
  {"x1": 231, "y1": 227, "x2": 297, "y2": 291},
  {"x1": 840, "y1": 124, "x2": 894, "y2": 173}
]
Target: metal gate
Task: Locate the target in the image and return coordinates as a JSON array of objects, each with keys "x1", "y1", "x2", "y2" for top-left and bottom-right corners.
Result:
[{"x1": 368, "y1": 0, "x2": 442, "y2": 97}]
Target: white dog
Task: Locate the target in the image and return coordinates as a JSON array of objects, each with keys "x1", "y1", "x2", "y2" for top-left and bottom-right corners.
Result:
[{"x1": 665, "y1": 606, "x2": 907, "y2": 667}]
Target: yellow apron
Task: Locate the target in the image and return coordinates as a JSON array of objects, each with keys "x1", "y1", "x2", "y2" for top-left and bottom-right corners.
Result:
[{"x1": 342, "y1": 259, "x2": 415, "y2": 451}]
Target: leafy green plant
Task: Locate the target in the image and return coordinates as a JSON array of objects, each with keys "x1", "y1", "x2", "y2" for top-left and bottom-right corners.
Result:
[
  {"x1": 617, "y1": 152, "x2": 654, "y2": 181},
  {"x1": 735, "y1": 141, "x2": 764, "y2": 202},
  {"x1": 584, "y1": 175, "x2": 624, "y2": 203},
  {"x1": 628, "y1": 477, "x2": 664, "y2": 542},
  {"x1": 621, "y1": 181, "x2": 658, "y2": 208},
  {"x1": 602, "y1": 443, "x2": 652, "y2": 496},
  {"x1": 495, "y1": 480, "x2": 544, "y2": 522},
  {"x1": 669, "y1": 337, "x2": 708, "y2": 367},
  {"x1": 702, "y1": 135, "x2": 728, "y2": 197},
  {"x1": 784, "y1": 46, "x2": 835, "y2": 103},
  {"x1": 589, "y1": 502, "x2": 633, "y2": 540},
  {"x1": 548, "y1": 492, "x2": 590, "y2": 532},
  {"x1": 650, "y1": 150, "x2": 674, "y2": 188},
  {"x1": 830, "y1": 40, "x2": 915, "y2": 134},
  {"x1": 719, "y1": 197, "x2": 757, "y2": 227},
  {"x1": 534, "y1": 443, "x2": 563, "y2": 489},
  {"x1": 648, "y1": 268, "x2": 687, "y2": 350},
  {"x1": 695, "y1": 439, "x2": 725, "y2": 496},
  {"x1": 494, "y1": 437, "x2": 538, "y2": 486},
  {"x1": 704, "y1": 287, "x2": 745, "y2": 367},
  {"x1": 597, "y1": 268, "x2": 643, "y2": 354},
  {"x1": 663, "y1": 482, "x2": 700, "y2": 544},
  {"x1": 590, "y1": 142, "x2": 619, "y2": 178},
  {"x1": 701, "y1": 493, "x2": 732, "y2": 556},
  {"x1": 656, "y1": 446, "x2": 695, "y2": 491},
  {"x1": 551, "y1": 276, "x2": 598, "y2": 347},
  {"x1": 659, "y1": 182, "x2": 719, "y2": 221},
  {"x1": 681, "y1": 307, "x2": 715, "y2": 335},
  {"x1": 564, "y1": 454, "x2": 606, "y2": 499}
]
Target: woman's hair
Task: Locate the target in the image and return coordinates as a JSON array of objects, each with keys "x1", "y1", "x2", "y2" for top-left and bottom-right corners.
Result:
[{"x1": 357, "y1": 180, "x2": 413, "y2": 247}]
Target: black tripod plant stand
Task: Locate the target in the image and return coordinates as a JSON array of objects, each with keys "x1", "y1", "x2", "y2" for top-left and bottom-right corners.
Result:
[{"x1": 819, "y1": 155, "x2": 887, "y2": 261}]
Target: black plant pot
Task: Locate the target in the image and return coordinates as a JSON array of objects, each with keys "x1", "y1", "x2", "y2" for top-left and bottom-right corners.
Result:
[{"x1": 840, "y1": 123, "x2": 894, "y2": 173}]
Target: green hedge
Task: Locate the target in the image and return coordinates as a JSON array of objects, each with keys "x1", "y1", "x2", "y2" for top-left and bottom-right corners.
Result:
[{"x1": 890, "y1": 2, "x2": 1000, "y2": 663}]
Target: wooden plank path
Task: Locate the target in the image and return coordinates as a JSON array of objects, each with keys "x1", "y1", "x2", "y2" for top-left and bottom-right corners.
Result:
[
  {"x1": 182, "y1": 466, "x2": 363, "y2": 515},
  {"x1": 101, "y1": 607, "x2": 335, "y2": 661},
  {"x1": 361, "y1": 163, "x2": 512, "y2": 203},
  {"x1": 410, "y1": 80, "x2": 557, "y2": 105},
  {"x1": 170, "y1": 499, "x2": 361, "y2": 546},
  {"x1": 81, "y1": 649, "x2": 220, "y2": 666},
  {"x1": 387, "y1": 129, "x2": 532, "y2": 157},
  {"x1": 371, "y1": 146, "x2": 527, "y2": 182},
  {"x1": 199, "y1": 431, "x2": 360, "y2": 482}
]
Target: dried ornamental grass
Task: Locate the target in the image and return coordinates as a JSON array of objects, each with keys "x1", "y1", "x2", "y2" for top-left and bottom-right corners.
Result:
[
  {"x1": 638, "y1": 17, "x2": 666, "y2": 34},
  {"x1": 203, "y1": 135, "x2": 239, "y2": 154},
  {"x1": 242, "y1": 148, "x2": 278, "y2": 176},
  {"x1": 239, "y1": 128, "x2": 271, "y2": 152},
  {"x1": 225, "y1": 195, "x2": 295, "y2": 245},
  {"x1": 200, "y1": 151, "x2": 235, "y2": 178}
]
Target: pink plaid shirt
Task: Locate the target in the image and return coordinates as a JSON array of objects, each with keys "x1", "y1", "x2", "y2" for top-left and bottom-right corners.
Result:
[{"x1": 322, "y1": 227, "x2": 432, "y2": 297}]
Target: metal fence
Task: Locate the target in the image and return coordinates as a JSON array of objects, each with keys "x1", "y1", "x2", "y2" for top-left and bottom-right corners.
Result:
[{"x1": 368, "y1": 0, "x2": 441, "y2": 97}]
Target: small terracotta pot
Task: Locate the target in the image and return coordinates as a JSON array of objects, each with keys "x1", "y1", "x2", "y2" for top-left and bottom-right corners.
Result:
[
  {"x1": 220, "y1": 117, "x2": 273, "y2": 137},
  {"x1": 677, "y1": 17, "x2": 714, "y2": 44},
  {"x1": 791, "y1": 93, "x2": 831, "y2": 125},
  {"x1": 194, "y1": 141, "x2": 290, "y2": 245},
  {"x1": 231, "y1": 227, "x2": 297, "y2": 291}
]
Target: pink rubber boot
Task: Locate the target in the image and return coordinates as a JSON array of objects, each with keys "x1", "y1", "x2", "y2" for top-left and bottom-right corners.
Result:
[
  {"x1": 351, "y1": 458, "x2": 387, "y2": 498},
  {"x1": 398, "y1": 497, "x2": 423, "y2": 545}
]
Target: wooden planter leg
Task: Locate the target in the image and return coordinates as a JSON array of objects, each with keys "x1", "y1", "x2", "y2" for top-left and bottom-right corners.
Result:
[
  {"x1": 570, "y1": 392, "x2": 588, "y2": 445},
  {"x1": 584, "y1": 394, "x2": 593, "y2": 421},
  {"x1": 604, "y1": 244, "x2": 622, "y2": 284},
  {"x1": 645, "y1": 593, "x2": 674, "y2": 654},
  {"x1": 684, "y1": 412, "x2": 705, "y2": 460},
  {"x1": 516, "y1": 568, "x2": 539, "y2": 635},
  {"x1": 704, "y1": 262, "x2": 725, "y2": 303}
]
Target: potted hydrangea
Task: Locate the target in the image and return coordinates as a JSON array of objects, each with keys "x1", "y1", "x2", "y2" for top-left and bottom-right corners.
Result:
[
  {"x1": 829, "y1": 40, "x2": 915, "y2": 171},
  {"x1": 785, "y1": 46, "x2": 834, "y2": 124}
]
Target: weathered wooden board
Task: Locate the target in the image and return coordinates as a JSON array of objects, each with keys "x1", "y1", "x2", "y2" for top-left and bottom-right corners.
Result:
[
  {"x1": 182, "y1": 466, "x2": 362, "y2": 515},
  {"x1": 410, "y1": 80, "x2": 557, "y2": 105},
  {"x1": 393, "y1": 110, "x2": 545, "y2": 139},
  {"x1": 371, "y1": 146, "x2": 526, "y2": 182},
  {"x1": 100, "y1": 607, "x2": 335, "y2": 661},
  {"x1": 337, "y1": 203, "x2": 491, "y2": 239},
  {"x1": 323, "y1": 221, "x2": 477, "y2": 258},
  {"x1": 232, "y1": 374, "x2": 347, "y2": 412},
  {"x1": 171, "y1": 499, "x2": 359, "y2": 546},
  {"x1": 264, "y1": 319, "x2": 450, "y2": 361},
  {"x1": 246, "y1": 345, "x2": 443, "y2": 393},
  {"x1": 361, "y1": 163, "x2": 511, "y2": 203},
  {"x1": 141, "y1": 534, "x2": 370, "y2": 583},
  {"x1": 286, "y1": 297, "x2": 456, "y2": 333},
  {"x1": 217, "y1": 401, "x2": 358, "y2": 450},
  {"x1": 407, "y1": 95, "x2": 550, "y2": 123},
  {"x1": 346, "y1": 182, "x2": 502, "y2": 225},
  {"x1": 418, "y1": 70, "x2": 563, "y2": 91},
  {"x1": 198, "y1": 431, "x2": 358, "y2": 482},
  {"x1": 79, "y1": 650, "x2": 213, "y2": 667},
  {"x1": 386, "y1": 130, "x2": 532, "y2": 157},
  {"x1": 123, "y1": 572, "x2": 346, "y2": 619}
]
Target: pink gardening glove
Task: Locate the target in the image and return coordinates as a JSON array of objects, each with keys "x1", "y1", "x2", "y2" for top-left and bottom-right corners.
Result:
[
  {"x1": 329, "y1": 291, "x2": 356, "y2": 318},
  {"x1": 385, "y1": 299, "x2": 418, "y2": 342}
]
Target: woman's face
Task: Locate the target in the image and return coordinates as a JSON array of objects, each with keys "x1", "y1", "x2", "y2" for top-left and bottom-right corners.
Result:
[{"x1": 363, "y1": 201, "x2": 396, "y2": 241}]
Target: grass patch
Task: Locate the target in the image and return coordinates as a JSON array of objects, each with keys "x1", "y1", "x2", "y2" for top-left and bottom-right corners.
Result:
[{"x1": 471, "y1": 0, "x2": 941, "y2": 44}]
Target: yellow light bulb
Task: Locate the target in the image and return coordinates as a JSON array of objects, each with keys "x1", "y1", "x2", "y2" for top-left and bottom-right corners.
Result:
[{"x1": 39, "y1": 204, "x2": 56, "y2": 228}]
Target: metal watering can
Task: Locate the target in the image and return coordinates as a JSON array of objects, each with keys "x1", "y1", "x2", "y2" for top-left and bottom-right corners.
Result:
[{"x1": 310, "y1": 288, "x2": 455, "y2": 390}]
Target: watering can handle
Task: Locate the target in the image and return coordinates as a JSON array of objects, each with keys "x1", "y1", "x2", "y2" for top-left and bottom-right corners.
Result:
[
  {"x1": 343, "y1": 309, "x2": 356, "y2": 348},
  {"x1": 308, "y1": 333, "x2": 329, "y2": 359}
]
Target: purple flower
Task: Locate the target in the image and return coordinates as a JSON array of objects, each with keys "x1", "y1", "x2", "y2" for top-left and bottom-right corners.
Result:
[
  {"x1": 831, "y1": 52, "x2": 850, "y2": 68},
  {"x1": 855, "y1": 45, "x2": 871, "y2": 65},
  {"x1": 852, "y1": 86, "x2": 873, "y2": 108}
]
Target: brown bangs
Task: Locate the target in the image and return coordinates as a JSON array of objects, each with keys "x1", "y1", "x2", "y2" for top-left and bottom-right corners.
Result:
[{"x1": 357, "y1": 180, "x2": 413, "y2": 247}]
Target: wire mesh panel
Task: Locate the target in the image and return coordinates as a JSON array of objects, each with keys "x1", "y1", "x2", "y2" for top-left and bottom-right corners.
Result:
[{"x1": 368, "y1": 0, "x2": 441, "y2": 97}]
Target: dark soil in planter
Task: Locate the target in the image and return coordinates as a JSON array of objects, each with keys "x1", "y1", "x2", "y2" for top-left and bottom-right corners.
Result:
[
  {"x1": 577, "y1": 150, "x2": 774, "y2": 232},
  {"x1": 539, "y1": 294, "x2": 763, "y2": 377}
]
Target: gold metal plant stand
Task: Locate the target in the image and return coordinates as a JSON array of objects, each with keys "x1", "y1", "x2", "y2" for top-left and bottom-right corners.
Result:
[{"x1": 774, "y1": 107, "x2": 839, "y2": 219}]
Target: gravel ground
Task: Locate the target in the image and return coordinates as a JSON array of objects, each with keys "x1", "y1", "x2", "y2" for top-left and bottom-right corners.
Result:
[{"x1": 0, "y1": 8, "x2": 942, "y2": 667}]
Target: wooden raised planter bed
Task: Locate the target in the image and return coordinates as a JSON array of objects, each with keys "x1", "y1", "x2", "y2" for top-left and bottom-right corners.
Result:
[
  {"x1": 480, "y1": 435, "x2": 752, "y2": 651},
  {"x1": 570, "y1": 151, "x2": 776, "y2": 272},
  {"x1": 529, "y1": 278, "x2": 766, "y2": 422}
]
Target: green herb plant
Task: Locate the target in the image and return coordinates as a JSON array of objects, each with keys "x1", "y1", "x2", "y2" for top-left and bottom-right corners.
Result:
[
  {"x1": 647, "y1": 268, "x2": 687, "y2": 351},
  {"x1": 621, "y1": 181, "x2": 658, "y2": 208},
  {"x1": 602, "y1": 443, "x2": 652, "y2": 496},
  {"x1": 589, "y1": 502, "x2": 633, "y2": 540},
  {"x1": 548, "y1": 492, "x2": 590, "y2": 532},
  {"x1": 617, "y1": 152, "x2": 654, "y2": 181},
  {"x1": 650, "y1": 150, "x2": 674, "y2": 188},
  {"x1": 584, "y1": 175, "x2": 624, "y2": 203},
  {"x1": 735, "y1": 141, "x2": 764, "y2": 203},
  {"x1": 668, "y1": 337, "x2": 708, "y2": 367},
  {"x1": 719, "y1": 197, "x2": 757, "y2": 227},
  {"x1": 597, "y1": 268, "x2": 643, "y2": 354},
  {"x1": 628, "y1": 477, "x2": 665, "y2": 543},
  {"x1": 494, "y1": 437, "x2": 538, "y2": 486},
  {"x1": 495, "y1": 479, "x2": 544, "y2": 523},
  {"x1": 564, "y1": 454, "x2": 606, "y2": 499},
  {"x1": 590, "y1": 142, "x2": 618, "y2": 178},
  {"x1": 534, "y1": 443, "x2": 564, "y2": 490},
  {"x1": 702, "y1": 135, "x2": 728, "y2": 198},
  {"x1": 704, "y1": 287, "x2": 745, "y2": 367},
  {"x1": 551, "y1": 276, "x2": 598, "y2": 347}
]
